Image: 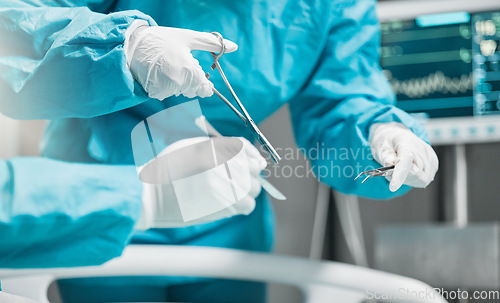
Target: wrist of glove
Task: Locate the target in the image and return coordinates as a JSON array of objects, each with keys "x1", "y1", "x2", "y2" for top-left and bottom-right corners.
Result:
[
  {"x1": 369, "y1": 122, "x2": 439, "y2": 192},
  {"x1": 135, "y1": 136, "x2": 267, "y2": 230},
  {"x1": 124, "y1": 20, "x2": 238, "y2": 100}
]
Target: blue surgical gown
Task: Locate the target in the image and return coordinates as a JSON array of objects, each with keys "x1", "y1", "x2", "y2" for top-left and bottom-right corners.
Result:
[
  {"x1": 0, "y1": 0, "x2": 430, "y2": 300},
  {"x1": 0, "y1": 158, "x2": 142, "y2": 269}
]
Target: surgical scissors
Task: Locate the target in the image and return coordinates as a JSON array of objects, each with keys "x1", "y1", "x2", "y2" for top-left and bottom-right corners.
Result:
[
  {"x1": 354, "y1": 165, "x2": 395, "y2": 184},
  {"x1": 205, "y1": 32, "x2": 281, "y2": 163}
]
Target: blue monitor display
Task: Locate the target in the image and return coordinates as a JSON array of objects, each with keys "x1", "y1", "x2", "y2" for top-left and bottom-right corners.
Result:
[{"x1": 381, "y1": 11, "x2": 500, "y2": 119}]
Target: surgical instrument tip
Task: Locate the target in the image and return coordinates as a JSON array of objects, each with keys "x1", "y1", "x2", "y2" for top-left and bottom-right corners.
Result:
[{"x1": 355, "y1": 165, "x2": 395, "y2": 184}]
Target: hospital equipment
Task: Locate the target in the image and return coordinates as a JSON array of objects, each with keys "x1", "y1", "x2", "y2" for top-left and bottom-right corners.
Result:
[
  {"x1": 205, "y1": 32, "x2": 281, "y2": 164},
  {"x1": 0, "y1": 245, "x2": 447, "y2": 303},
  {"x1": 355, "y1": 165, "x2": 395, "y2": 183},
  {"x1": 378, "y1": 0, "x2": 500, "y2": 145},
  {"x1": 195, "y1": 116, "x2": 286, "y2": 200}
]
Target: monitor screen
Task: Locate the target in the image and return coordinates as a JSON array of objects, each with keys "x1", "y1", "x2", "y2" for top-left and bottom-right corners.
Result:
[{"x1": 381, "y1": 11, "x2": 500, "y2": 119}]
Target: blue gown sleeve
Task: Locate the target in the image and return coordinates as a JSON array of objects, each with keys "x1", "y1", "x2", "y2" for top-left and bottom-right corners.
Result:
[
  {"x1": 0, "y1": 0, "x2": 156, "y2": 120},
  {"x1": 289, "y1": 0, "x2": 429, "y2": 199},
  {"x1": 0, "y1": 157, "x2": 143, "y2": 268}
]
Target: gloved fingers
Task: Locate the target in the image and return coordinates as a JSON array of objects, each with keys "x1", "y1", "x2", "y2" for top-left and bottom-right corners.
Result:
[
  {"x1": 381, "y1": 153, "x2": 398, "y2": 167},
  {"x1": 404, "y1": 142, "x2": 438, "y2": 186},
  {"x1": 142, "y1": 56, "x2": 173, "y2": 100},
  {"x1": 233, "y1": 195, "x2": 257, "y2": 215},
  {"x1": 414, "y1": 144, "x2": 439, "y2": 187},
  {"x1": 182, "y1": 80, "x2": 209, "y2": 99},
  {"x1": 185, "y1": 30, "x2": 238, "y2": 53},
  {"x1": 247, "y1": 175, "x2": 262, "y2": 198},
  {"x1": 180, "y1": 56, "x2": 214, "y2": 98},
  {"x1": 424, "y1": 144, "x2": 439, "y2": 176},
  {"x1": 150, "y1": 52, "x2": 202, "y2": 99},
  {"x1": 248, "y1": 157, "x2": 266, "y2": 176},
  {"x1": 372, "y1": 141, "x2": 398, "y2": 167},
  {"x1": 238, "y1": 138, "x2": 267, "y2": 167},
  {"x1": 189, "y1": 61, "x2": 214, "y2": 98},
  {"x1": 195, "y1": 81, "x2": 214, "y2": 98},
  {"x1": 389, "y1": 152, "x2": 415, "y2": 192},
  {"x1": 409, "y1": 154, "x2": 424, "y2": 176}
]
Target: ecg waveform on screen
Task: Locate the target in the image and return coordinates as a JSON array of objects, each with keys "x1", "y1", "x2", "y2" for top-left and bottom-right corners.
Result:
[{"x1": 389, "y1": 71, "x2": 473, "y2": 98}]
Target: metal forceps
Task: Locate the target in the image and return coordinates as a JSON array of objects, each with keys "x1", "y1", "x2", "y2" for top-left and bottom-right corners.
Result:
[
  {"x1": 205, "y1": 32, "x2": 281, "y2": 163},
  {"x1": 354, "y1": 165, "x2": 395, "y2": 183}
]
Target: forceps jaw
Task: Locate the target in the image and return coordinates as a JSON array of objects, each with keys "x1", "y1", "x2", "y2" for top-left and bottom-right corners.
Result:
[{"x1": 354, "y1": 165, "x2": 395, "y2": 183}]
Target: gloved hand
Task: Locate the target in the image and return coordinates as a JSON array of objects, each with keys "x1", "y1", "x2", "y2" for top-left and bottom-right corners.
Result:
[
  {"x1": 135, "y1": 136, "x2": 267, "y2": 230},
  {"x1": 369, "y1": 122, "x2": 439, "y2": 192},
  {"x1": 124, "y1": 20, "x2": 238, "y2": 100}
]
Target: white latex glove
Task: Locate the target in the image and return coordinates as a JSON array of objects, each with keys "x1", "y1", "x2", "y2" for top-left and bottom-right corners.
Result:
[
  {"x1": 124, "y1": 20, "x2": 238, "y2": 100},
  {"x1": 135, "y1": 136, "x2": 267, "y2": 230},
  {"x1": 369, "y1": 122, "x2": 439, "y2": 192}
]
